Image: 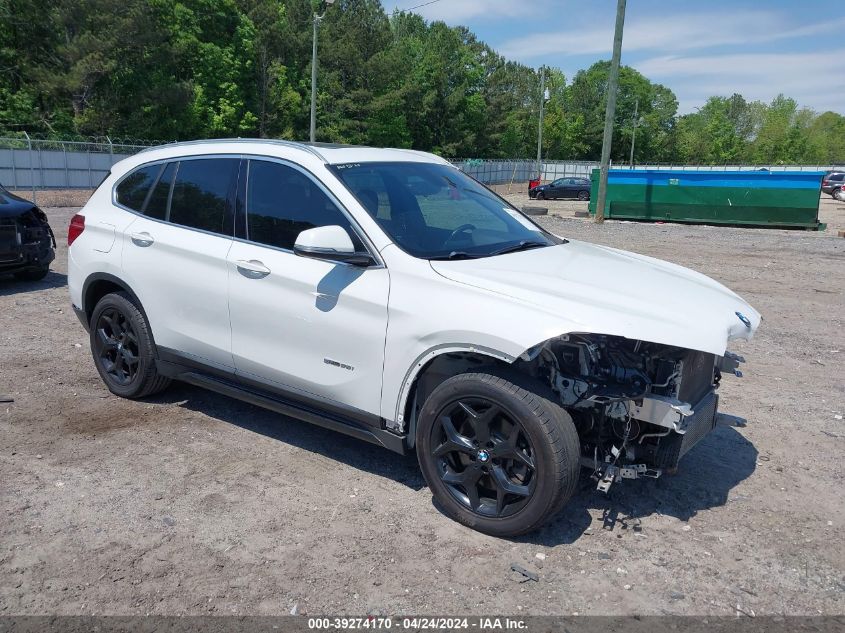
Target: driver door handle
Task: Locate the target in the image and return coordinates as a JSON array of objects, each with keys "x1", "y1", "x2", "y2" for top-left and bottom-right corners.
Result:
[
  {"x1": 130, "y1": 232, "x2": 155, "y2": 247},
  {"x1": 235, "y1": 259, "x2": 271, "y2": 279}
]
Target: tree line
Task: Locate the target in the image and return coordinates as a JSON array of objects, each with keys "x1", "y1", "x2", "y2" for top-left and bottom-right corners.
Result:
[{"x1": 2, "y1": 0, "x2": 843, "y2": 163}]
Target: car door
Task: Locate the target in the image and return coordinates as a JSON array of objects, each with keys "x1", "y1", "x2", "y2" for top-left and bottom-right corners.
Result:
[
  {"x1": 226, "y1": 158, "x2": 389, "y2": 419},
  {"x1": 561, "y1": 178, "x2": 578, "y2": 198},
  {"x1": 548, "y1": 179, "x2": 564, "y2": 198},
  {"x1": 120, "y1": 157, "x2": 239, "y2": 370}
]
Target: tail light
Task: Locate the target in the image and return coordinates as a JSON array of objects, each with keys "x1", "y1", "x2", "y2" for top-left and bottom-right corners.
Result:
[
  {"x1": 68, "y1": 214, "x2": 85, "y2": 246},
  {"x1": 822, "y1": 179, "x2": 829, "y2": 186}
]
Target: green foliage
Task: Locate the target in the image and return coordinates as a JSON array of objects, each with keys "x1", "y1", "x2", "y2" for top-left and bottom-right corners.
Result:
[
  {"x1": 1, "y1": 0, "x2": 843, "y2": 162},
  {"x1": 565, "y1": 61, "x2": 678, "y2": 162}
]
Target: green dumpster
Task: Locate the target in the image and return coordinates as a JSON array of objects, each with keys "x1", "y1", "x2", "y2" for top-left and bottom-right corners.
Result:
[{"x1": 588, "y1": 169, "x2": 826, "y2": 229}]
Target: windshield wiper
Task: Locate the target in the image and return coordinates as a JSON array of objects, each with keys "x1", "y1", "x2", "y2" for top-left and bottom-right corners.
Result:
[
  {"x1": 489, "y1": 240, "x2": 549, "y2": 256},
  {"x1": 428, "y1": 251, "x2": 481, "y2": 261}
]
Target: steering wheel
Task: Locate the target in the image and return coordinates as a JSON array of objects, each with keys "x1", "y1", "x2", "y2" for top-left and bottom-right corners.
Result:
[{"x1": 445, "y1": 223, "x2": 476, "y2": 245}]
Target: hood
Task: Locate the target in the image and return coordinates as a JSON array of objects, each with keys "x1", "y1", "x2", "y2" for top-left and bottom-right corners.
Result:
[
  {"x1": 429, "y1": 240, "x2": 761, "y2": 356},
  {"x1": 0, "y1": 188, "x2": 40, "y2": 218}
]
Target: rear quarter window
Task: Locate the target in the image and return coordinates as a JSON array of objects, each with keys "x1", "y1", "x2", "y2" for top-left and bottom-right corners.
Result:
[
  {"x1": 115, "y1": 165, "x2": 160, "y2": 211},
  {"x1": 144, "y1": 162, "x2": 175, "y2": 221}
]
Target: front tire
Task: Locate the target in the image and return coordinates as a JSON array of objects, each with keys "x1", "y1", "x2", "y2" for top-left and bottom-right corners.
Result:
[
  {"x1": 89, "y1": 292, "x2": 171, "y2": 399},
  {"x1": 536, "y1": 191, "x2": 545, "y2": 200},
  {"x1": 416, "y1": 371, "x2": 581, "y2": 537}
]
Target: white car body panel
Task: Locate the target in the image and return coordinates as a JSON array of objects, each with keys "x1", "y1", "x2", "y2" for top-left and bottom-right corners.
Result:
[
  {"x1": 429, "y1": 239, "x2": 761, "y2": 356},
  {"x1": 67, "y1": 184, "x2": 137, "y2": 311},
  {"x1": 377, "y1": 240, "x2": 760, "y2": 426},
  {"x1": 121, "y1": 214, "x2": 235, "y2": 369},
  {"x1": 69, "y1": 139, "x2": 761, "y2": 433},
  {"x1": 227, "y1": 239, "x2": 389, "y2": 414}
]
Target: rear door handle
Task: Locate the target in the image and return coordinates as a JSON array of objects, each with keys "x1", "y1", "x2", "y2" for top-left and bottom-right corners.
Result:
[
  {"x1": 130, "y1": 232, "x2": 154, "y2": 247},
  {"x1": 236, "y1": 259, "x2": 271, "y2": 279}
]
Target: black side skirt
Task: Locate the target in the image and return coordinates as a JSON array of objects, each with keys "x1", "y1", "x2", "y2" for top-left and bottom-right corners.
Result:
[{"x1": 155, "y1": 352, "x2": 408, "y2": 455}]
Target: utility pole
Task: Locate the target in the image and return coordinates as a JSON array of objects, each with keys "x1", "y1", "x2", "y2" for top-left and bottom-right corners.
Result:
[
  {"x1": 536, "y1": 66, "x2": 546, "y2": 181},
  {"x1": 629, "y1": 98, "x2": 638, "y2": 169},
  {"x1": 309, "y1": 13, "x2": 320, "y2": 143},
  {"x1": 595, "y1": 0, "x2": 627, "y2": 223},
  {"x1": 309, "y1": 0, "x2": 336, "y2": 143}
]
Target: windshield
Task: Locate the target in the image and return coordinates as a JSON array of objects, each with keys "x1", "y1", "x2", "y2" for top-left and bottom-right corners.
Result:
[{"x1": 330, "y1": 161, "x2": 559, "y2": 259}]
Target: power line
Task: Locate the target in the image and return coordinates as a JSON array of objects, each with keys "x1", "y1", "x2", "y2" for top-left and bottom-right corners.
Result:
[{"x1": 403, "y1": 0, "x2": 444, "y2": 12}]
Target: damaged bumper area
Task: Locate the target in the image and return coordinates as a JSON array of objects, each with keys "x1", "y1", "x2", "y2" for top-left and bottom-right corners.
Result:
[
  {"x1": 0, "y1": 207, "x2": 56, "y2": 275},
  {"x1": 516, "y1": 335, "x2": 748, "y2": 492}
]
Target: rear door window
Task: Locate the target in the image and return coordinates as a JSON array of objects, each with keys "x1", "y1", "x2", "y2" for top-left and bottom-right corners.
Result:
[
  {"x1": 169, "y1": 158, "x2": 239, "y2": 235},
  {"x1": 115, "y1": 165, "x2": 160, "y2": 212}
]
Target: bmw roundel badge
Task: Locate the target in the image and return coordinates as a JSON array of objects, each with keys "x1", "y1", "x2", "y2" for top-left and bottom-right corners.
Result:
[{"x1": 735, "y1": 311, "x2": 752, "y2": 328}]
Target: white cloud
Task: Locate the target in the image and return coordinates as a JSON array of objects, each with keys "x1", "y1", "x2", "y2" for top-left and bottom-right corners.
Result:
[
  {"x1": 637, "y1": 50, "x2": 845, "y2": 114},
  {"x1": 384, "y1": 0, "x2": 536, "y2": 22},
  {"x1": 498, "y1": 12, "x2": 845, "y2": 60}
]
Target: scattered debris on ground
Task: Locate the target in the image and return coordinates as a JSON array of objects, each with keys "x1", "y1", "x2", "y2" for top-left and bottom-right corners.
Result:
[{"x1": 0, "y1": 206, "x2": 842, "y2": 615}]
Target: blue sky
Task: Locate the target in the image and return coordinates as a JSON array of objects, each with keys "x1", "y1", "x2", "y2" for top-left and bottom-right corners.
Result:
[{"x1": 382, "y1": 0, "x2": 845, "y2": 115}]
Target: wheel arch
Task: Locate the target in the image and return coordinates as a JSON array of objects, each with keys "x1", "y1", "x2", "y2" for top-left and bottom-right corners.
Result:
[
  {"x1": 394, "y1": 344, "x2": 517, "y2": 446},
  {"x1": 81, "y1": 272, "x2": 147, "y2": 327}
]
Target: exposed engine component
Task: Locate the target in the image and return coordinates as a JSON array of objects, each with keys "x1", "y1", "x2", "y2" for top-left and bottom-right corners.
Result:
[{"x1": 517, "y1": 333, "x2": 746, "y2": 493}]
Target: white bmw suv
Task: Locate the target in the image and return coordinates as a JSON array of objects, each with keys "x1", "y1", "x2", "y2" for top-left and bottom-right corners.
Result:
[{"x1": 68, "y1": 140, "x2": 760, "y2": 536}]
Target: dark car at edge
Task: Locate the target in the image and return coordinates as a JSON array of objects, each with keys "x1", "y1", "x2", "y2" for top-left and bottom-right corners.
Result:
[
  {"x1": 821, "y1": 171, "x2": 844, "y2": 197},
  {"x1": 529, "y1": 177, "x2": 591, "y2": 201},
  {"x1": 0, "y1": 184, "x2": 55, "y2": 281}
]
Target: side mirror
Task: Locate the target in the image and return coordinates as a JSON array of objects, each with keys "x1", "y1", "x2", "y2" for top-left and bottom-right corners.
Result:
[{"x1": 293, "y1": 225, "x2": 374, "y2": 266}]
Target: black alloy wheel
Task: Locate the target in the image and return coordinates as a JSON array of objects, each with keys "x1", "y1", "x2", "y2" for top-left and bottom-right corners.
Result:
[
  {"x1": 431, "y1": 398, "x2": 537, "y2": 518},
  {"x1": 577, "y1": 190, "x2": 589, "y2": 201},
  {"x1": 89, "y1": 291, "x2": 171, "y2": 398},
  {"x1": 93, "y1": 306, "x2": 140, "y2": 386},
  {"x1": 416, "y1": 371, "x2": 581, "y2": 536}
]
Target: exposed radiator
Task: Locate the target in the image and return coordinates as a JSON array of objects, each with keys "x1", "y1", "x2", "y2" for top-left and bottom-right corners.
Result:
[{"x1": 653, "y1": 390, "x2": 719, "y2": 469}]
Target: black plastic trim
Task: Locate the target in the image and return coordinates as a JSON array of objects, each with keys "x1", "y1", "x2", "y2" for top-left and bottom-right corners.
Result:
[
  {"x1": 72, "y1": 304, "x2": 88, "y2": 331},
  {"x1": 80, "y1": 272, "x2": 145, "y2": 325},
  {"x1": 155, "y1": 348, "x2": 407, "y2": 455}
]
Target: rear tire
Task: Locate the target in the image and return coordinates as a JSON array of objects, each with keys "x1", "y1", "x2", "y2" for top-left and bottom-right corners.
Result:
[
  {"x1": 577, "y1": 190, "x2": 589, "y2": 201},
  {"x1": 89, "y1": 292, "x2": 171, "y2": 399},
  {"x1": 13, "y1": 265, "x2": 49, "y2": 282},
  {"x1": 416, "y1": 370, "x2": 581, "y2": 537}
]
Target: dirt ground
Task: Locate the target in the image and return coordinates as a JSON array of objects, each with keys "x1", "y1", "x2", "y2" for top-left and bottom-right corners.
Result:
[{"x1": 1, "y1": 201, "x2": 843, "y2": 617}]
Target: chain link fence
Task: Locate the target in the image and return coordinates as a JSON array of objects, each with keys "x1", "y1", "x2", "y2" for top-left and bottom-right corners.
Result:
[
  {"x1": 2, "y1": 135, "x2": 842, "y2": 196},
  {"x1": 0, "y1": 135, "x2": 164, "y2": 197},
  {"x1": 453, "y1": 158, "x2": 845, "y2": 187}
]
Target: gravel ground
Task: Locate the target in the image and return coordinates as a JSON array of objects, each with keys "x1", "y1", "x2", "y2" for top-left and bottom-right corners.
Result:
[{"x1": 0, "y1": 205, "x2": 843, "y2": 617}]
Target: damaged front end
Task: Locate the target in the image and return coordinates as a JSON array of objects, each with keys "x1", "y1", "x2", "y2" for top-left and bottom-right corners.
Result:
[
  {"x1": 0, "y1": 194, "x2": 56, "y2": 277},
  {"x1": 516, "y1": 334, "x2": 747, "y2": 492}
]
